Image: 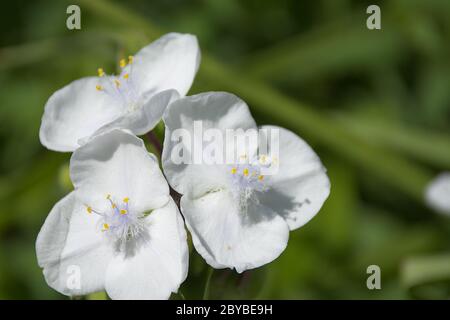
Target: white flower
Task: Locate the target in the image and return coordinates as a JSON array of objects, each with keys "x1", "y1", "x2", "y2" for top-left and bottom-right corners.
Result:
[
  {"x1": 39, "y1": 33, "x2": 201, "y2": 152},
  {"x1": 425, "y1": 172, "x2": 450, "y2": 215},
  {"x1": 162, "y1": 92, "x2": 330, "y2": 273},
  {"x1": 36, "y1": 129, "x2": 188, "y2": 299}
]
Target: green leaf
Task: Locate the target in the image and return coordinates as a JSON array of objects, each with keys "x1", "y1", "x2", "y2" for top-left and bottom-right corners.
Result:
[{"x1": 402, "y1": 254, "x2": 450, "y2": 289}]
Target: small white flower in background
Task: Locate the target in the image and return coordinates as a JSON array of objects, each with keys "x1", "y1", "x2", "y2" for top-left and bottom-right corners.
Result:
[
  {"x1": 162, "y1": 92, "x2": 330, "y2": 273},
  {"x1": 425, "y1": 172, "x2": 450, "y2": 215},
  {"x1": 39, "y1": 33, "x2": 201, "y2": 152},
  {"x1": 36, "y1": 129, "x2": 188, "y2": 299}
]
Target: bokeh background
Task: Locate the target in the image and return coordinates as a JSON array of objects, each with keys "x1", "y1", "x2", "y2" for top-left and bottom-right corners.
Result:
[{"x1": 0, "y1": 0, "x2": 449, "y2": 299}]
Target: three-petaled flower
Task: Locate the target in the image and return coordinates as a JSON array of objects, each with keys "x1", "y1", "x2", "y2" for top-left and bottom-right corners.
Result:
[
  {"x1": 39, "y1": 33, "x2": 200, "y2": 152},
  {"x1": 36, "y1": 129, "x2": 188, "y2": 299},
  {"x1": 162, "y1": 92, "x2": 330, "y2": 273}
]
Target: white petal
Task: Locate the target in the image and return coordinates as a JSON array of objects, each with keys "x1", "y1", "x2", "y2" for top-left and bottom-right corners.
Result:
[
  {"x1": 181, "y1": 189, "x2": 290, "y2": 273},
  {"x1": 126, "y1": 33, "x2": 200, "y2": 97},
  {"x1": 39, "y1": 77, "x2": 123, "y2": 152},
  {"x1": 162, "y1": 92, "x2": 257, "y2": 194},
  {"x1": 92, "y1": 89, "x2": 180, "y2": 137},
  {"x1": 260, "y1": 125, "x2": 330, "y2": 230},
  {"x1": 105, "y1": 199, "x2": 188, "y2": 300},
  {"x1": 36, "y1": 191, "x2": 113, "y2": 296},
  {"x1": 425, "y1": 172, "x2": 450, "y2": 215},
  {"x1": 70, "y1": 129, "x2": 169, "y2": 213}
]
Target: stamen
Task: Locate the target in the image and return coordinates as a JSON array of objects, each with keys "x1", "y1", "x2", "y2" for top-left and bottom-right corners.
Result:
[
  {"x1": 260, "y1": 155, "x2": 267, "y2": 164},
  {"x1": 96, "y1": 194, "x2": 144, "y2": 245},
  {"x1": 86, "y1": 206, "x2": 93, "y2": 214},
  {"x1": 97, "y1": 68, "x2": 105, "y2": 77},
  {"x1": 228, "y1": 160, "x2": 268, "y2": 206},
  {"x1": 93, "y1": 57, "x2": 139, "y2": 112}
]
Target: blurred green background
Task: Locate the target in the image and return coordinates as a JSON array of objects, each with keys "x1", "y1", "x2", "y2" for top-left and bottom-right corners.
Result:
[{"x1": 0, "y1": 0, "x2": 450, "y2": 299}]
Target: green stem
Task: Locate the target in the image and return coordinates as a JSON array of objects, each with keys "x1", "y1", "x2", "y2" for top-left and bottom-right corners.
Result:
[
  {"x1": 335, "y1": 113, "x2": 450, "y2": 169},
  {"x1": 145, "y1": 131, "x2": 163, "y2": 155},
  {"x1": 243, "y1": 19, "x2": 402, "y2": 82},
  {"x1": 402, "y1": 253, "x2": 450, "y2": 291},
  {"x1": 202, "y1": 267, "x2": 214, "y2": 300}
]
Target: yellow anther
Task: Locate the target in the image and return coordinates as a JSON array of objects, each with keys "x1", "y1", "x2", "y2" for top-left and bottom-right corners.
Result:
[
  {"x1": 114, "y1": 79, "x2": 121, "y2": 88},
  {"x1": 231, "y1": 167, "x2": 237, "y2": 174},
  {"x1": 106, "y1": 194, "x2": 111, "y2": 200},
  {"x1": 260, "y1": 155, "x2": 267, "y2": 163},
  {"x1": 97, "y1": 68, "x2": 105, "y2": 77},
  {"x1": 120, "y1": 209, "x2": 127, "y2": 215},
  {"x1": 258, "y1": 175, "x2": 264, "y2": 181},
  {"x1": 119, "y1": 59, "x2": 127, "y2": 68},
  {"x1": 123, "y1": 73, "x2": 129, "y2": 79},
  {"x1": 243, "y1": 168, "x2": 249, "y2": 176},
  {"x1": 128, "y1": 55, "x2": 134, "y2": 64},
  {"x1": 86, "y1": 206, "x2": 92, "y2": 214},
  {"x1": 95, "y1": 85, "x2": 103, "y2": 91},
  {"x1": 111, "y1": 203, "x2": 116, "y2": 209},
  {"x1": 123, "y1": 197, "x2": 129, "y2": 203},
  {"x1": 102, "y1": 223, "x2": 110, "y2": 231}
]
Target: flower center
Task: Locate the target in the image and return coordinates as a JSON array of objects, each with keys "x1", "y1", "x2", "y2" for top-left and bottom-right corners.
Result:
[
  {"x1": 86, "y1": 194, "x2": 145, "y2": 245},
  {"x1": 228, "y1": 154, "x2": 271, "y2": 213},
  {"x1": 94, "y1": 56, "x2": 142, "y2": 112}
]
